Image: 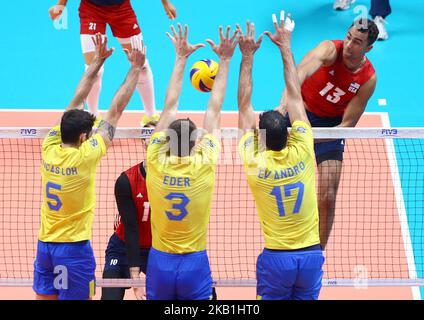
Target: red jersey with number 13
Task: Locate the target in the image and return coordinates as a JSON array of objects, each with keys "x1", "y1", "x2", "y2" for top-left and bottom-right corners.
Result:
[{"x1": 301, "y1": 40, "x2": 375, "y2": 118}]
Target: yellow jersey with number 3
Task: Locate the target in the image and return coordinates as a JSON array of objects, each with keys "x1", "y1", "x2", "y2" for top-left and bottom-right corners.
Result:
[
  {"x1": 239, "y1": 121, "x2": 320, "y2": 250},
  {"x1": 146, "y1": 131, "x2": 220, "y2": 254},
  {"x1": 38, "y1": 125, "x2": 106, "y2": 242}
]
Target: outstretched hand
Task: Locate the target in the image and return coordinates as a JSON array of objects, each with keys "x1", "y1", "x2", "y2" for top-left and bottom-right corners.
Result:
[
  {"x1": 237, "y1": 21, "x2": 263, "y2": 57},
  {"x1": 166, "y1": 23, "x2": 205, "y2": 58},
  {"x1": 91, "y1": 33, "x2": 115, "y2": 64},
  {"x1": 206, "y1": 26, "x2": 239, "y2": 60},
  {"x1": 124, "y1": 36, "x2": 147, "y2": 69},
  {"x1": 264, "y1": 10, "x2": 295, "y2": 48}
]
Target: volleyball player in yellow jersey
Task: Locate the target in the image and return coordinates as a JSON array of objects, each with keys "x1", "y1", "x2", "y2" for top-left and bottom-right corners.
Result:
[
  {"x1": 33, "y1": 33, "x2": 147, "y2": 300},
  {"x1": 145, "y1": 24, "x2": 238, "y2": 300},
  {"x1": 237, "y1": 12, "x2": 325, "y2": 300}
]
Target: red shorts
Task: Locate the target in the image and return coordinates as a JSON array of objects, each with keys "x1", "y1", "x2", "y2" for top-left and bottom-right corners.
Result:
[{"x1": 79, "y1": 0, "x2": 141, "y2": 38}]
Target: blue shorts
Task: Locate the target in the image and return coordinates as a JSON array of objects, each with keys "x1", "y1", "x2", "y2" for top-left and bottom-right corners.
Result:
[
  {"x1": 286, "y1": 110, "x2": 345, "y2": 164},
  {"x1": 103, "y1": 233, "x2": 149, "y2": 276},
  {"x1": 256, "y1": 245, "x2": 325, "y2": 300},
  {"x1": 33, "y1": 240, "x2": 96, "y2": 300},
  {"x1": 146, "y1": 247, "x2": 213, "y2": 300}
]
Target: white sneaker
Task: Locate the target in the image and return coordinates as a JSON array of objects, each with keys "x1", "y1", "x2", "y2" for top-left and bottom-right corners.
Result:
[
  {"x1": 374, "y1": 16, "x2": 389, "y2": 41},
  {"x1": 333, "y1": 0, "x2": 355, "y2": 10}
]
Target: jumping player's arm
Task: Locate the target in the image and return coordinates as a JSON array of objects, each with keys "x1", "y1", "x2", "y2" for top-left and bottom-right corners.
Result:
[
  {"x1": 161, "y1": 0, "x2": 177, "y2": 20},
  {"x1": 265, "y1": 12, "x2": 309, "y2": 125},
  {"x1": 154, "y1": 24, "x2": 204, "y2": 134},
  {"x1": 203, "y1": 26, "x2": 239, "y2": 134},
  {"x1": 48, "y1": 0, "x2": 67, "y2": 20},
  {"x1": 277, "y1": 40, "x2": 337, "y2": 114},
  {"x1": 96, "y1": 38, "x2": 146, "y2": 149},
  {"x1": 65, "y1": 34, "x2": 114, "y2": 114},
  {"x1": 338, "y1": 74, "x2": 377, "y2": 127},
  {"x1": 237, "y1": 22, "x2": 263, "y2": 136}
]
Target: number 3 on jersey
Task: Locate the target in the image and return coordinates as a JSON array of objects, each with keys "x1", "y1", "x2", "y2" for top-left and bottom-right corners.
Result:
[
  {"x1": 319, "y1": 82, "x2": 346, "y2": 104},
  {"x1": 165, "y1": 193, "x2": 190, "y2": 221}
]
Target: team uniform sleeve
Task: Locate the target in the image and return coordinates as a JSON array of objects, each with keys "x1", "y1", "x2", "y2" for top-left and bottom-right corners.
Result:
[
  {"x1": 80, "y1": 133, "x2": 107, "y2": 166},
  {"x1": 238, "y1": 131, "x2": 259, "y2": 166},
  {"x1": 196, "y1": 134, "x2": 221, "y2": 165},
  {"x1": 42, "y1": 125, "x2": 62, "y2": 152},
  {"x1": 146, "y1": 132, "x2": 168, "y2": 167},
  {"x1": 287, "y1": 121, "x2": 315, "y2": 156},
  {"x1": 115, "y1": 173, "x2": 141, "y2": 268}
]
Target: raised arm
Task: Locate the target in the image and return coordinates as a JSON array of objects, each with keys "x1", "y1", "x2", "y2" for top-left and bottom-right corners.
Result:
[
  {"x1": 65, "y1": 33, "x2": 114, "y2": 113},
  {"x1": 203, "y1": 26, "x2": 239, "y2": 134},
  {"x1": 154, "y1": 24, "x2": 204, "y2": 133},
  {"x1": 277, "y1": 40, "x2": 337, "y2": 114},
  {"x1": 96, "y1": 38, "x2": 146, "y2": 149},
  {"x1": 161, "y1": 0, "x2": 177, "y2": 20},
  {"x1": 265, "y1": 11, "x2": 309, "y2": 125},
  {"x1": 48, "y1": 0, "x2": 67, "y2": 20},
  {"x1": 236, "y1": 22, "x2": 263, "y2": 136}
]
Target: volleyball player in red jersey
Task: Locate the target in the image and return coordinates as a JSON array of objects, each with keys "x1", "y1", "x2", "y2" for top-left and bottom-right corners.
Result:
[
  {"x1": 48, "y1": 0, "x2": 177, "y2": 125},
  {"x1": 278, "y1": 19, "x2": 379, "y2": 249},
  {"x1": 100, "y1": 122, "x2": 155, "y2": 300}
]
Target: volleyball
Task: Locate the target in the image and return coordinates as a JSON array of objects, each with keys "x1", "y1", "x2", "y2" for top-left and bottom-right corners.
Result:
[{"x1": 189, "y1": 59, "x2": 219, "y2": 92}]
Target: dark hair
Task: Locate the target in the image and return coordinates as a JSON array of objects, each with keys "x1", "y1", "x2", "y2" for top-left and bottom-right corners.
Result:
[
  {"x1": 167, "y1": 118, "x2": 197, "y2": 157},
  {"x1": 259, "y1": 111, "x2": 288, "y2": 151},
  {"x1": 60, "y1": 109, "x2": 96, "y2": 145},
  {"x1": 350, "y1": 18, "x2": 379, "y2": 46}
]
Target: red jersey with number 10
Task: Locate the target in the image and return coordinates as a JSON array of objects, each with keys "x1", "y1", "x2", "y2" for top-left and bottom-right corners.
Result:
[
  {"x1": 115, "y1": 163, "x2": 152, "y2": 248},
  {"x1": 301, "y1": 40, "x2": 375, "y2": 118}
]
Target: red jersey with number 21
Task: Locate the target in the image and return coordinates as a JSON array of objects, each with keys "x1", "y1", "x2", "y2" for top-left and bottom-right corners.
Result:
[{"x1": 301, "y1": 40, "x2": 375, "y2": 118}]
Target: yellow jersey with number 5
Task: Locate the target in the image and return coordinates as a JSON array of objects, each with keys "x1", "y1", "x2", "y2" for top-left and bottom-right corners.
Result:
[
  {"x1": 146, "y1": 131, "x2": 220, "y2": 254},
  {"x1": 39, "y1": 125, "x2": 106, "y2": 242},
  {"x1": 239, "y1": 121, "x2": 320, "y2": 250}
]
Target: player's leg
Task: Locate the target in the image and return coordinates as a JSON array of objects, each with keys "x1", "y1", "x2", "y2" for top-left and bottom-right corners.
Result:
[
  {"x1": 101, "y1": 234, "x2": 128, "y2": 300},
  {"x1": 33, "y1": 241, "x2": 59, "y2": 300},
  {"x1": 146, "y1": 248, "x2": 178, "y2": 300},
  {"x1": 108, "y1": 0, "x2": 157, "y2": 125},
  {"x1": 118, "y1": 36, "x2": 157, "y2": 125},
  {"x1": 176, "y1": 251, "x2": 213, "y2": 300},
  {"x1": 292, "y1": 248, "x2": 325, "y2": 300},
  {"x1": 51, "y1": 241, "x2": 97, "y2": 300},
  {"x1": 256, "y1": 250, "x2": 296, "y2": 300},
  {"x1": 79, "y1": 0, "x2": 108, "y2": 116},
  {"x1": 317, "y1": 159, "x2": 343, "y2": 249}
]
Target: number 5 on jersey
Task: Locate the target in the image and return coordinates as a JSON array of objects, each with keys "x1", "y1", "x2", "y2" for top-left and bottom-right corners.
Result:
[{"x1": 46, "y1": 182, "x2": 62, "y2": 211}]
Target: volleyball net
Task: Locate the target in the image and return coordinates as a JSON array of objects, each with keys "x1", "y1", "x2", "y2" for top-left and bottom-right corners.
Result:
[{"x1": 0, "y1": 127, "x2": 423, "y2": 288}]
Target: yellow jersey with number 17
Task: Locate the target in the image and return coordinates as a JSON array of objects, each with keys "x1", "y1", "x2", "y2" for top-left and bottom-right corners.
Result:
[
  {"x1": 38, "y1": 125, "x2": 106, "y2": 242},
  {"x1": 146, "y1": 131, "x2": 220, "y2": 254},
  {"x1": 239, "y1": 121, "x2": 320, "y2": 250}
]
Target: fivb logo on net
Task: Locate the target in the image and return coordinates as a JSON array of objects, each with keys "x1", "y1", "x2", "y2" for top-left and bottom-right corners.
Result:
[{"x1": 52, "y1": 6, "x2": 69, "y2": 31}]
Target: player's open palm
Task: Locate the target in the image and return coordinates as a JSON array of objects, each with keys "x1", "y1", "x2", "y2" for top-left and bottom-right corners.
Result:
[
  {"x1": 166, "y1": 24, "x2": 205, "y2": 58},
  {"x1": 48, "y1": 5, "x2": 64, "y2": 20},
  {"x1": 237, "y1": 21, "x2": 263, "y2": 57},
  {"x1": 92, "y1": 33, "x2": 115, "y2": 63},
  {"x1": 206, "y1": 26, "x2": 239, "y2": 60},
  {"x1": 126, "y1": 36, "x2": 147, "y2": 69},
  {"x1": 264, "y1": 11, "x2": 295, "y2": 48}
]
